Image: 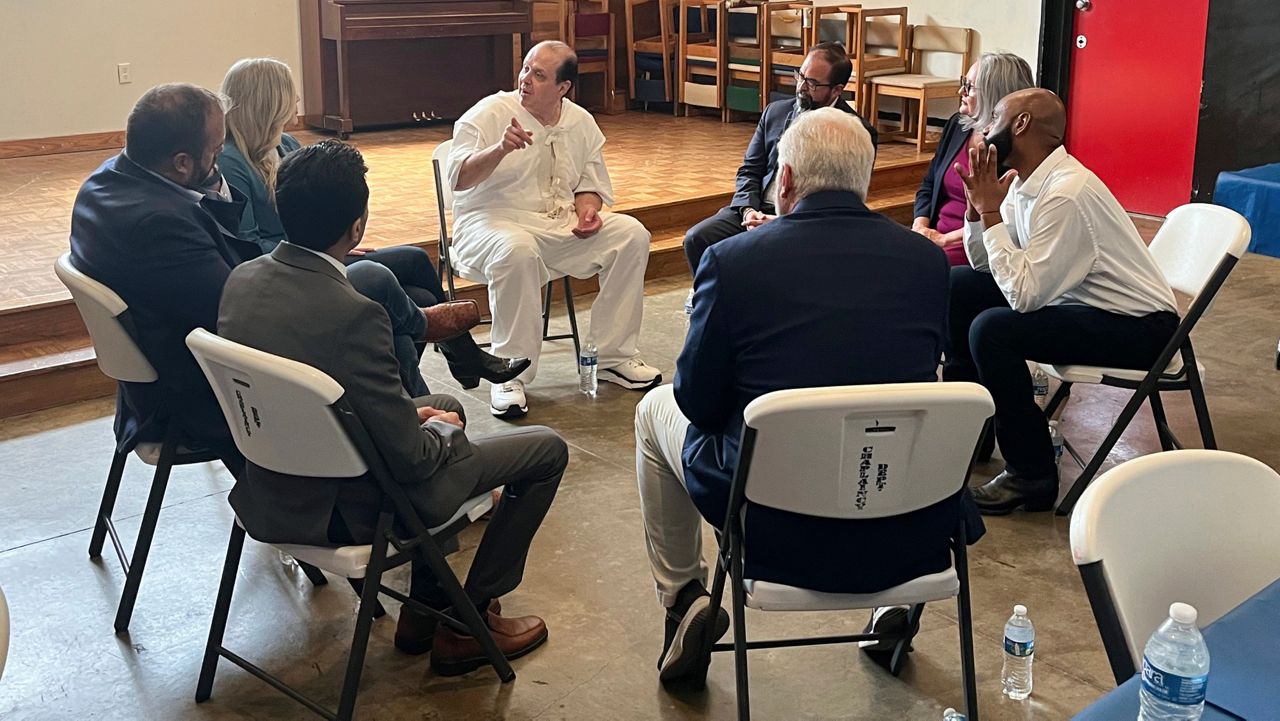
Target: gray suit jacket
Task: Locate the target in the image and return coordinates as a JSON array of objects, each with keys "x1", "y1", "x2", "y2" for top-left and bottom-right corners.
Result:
[{"x1": 217, "y1": 243, "x2": 472, "y2": 545}]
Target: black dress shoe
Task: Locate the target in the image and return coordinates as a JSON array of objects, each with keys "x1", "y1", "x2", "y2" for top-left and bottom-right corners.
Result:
[
  {"x1": 439, "y1": 335, "x2": 531, "y2": 390},
  {"x1": 971, "y1": 470, "x2": 1059, "y2": 515}
]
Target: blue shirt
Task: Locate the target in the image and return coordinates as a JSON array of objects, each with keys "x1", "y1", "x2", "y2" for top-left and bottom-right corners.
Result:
[{"x1": 220, "y1": 132, "x2": 302, "y2": 255}]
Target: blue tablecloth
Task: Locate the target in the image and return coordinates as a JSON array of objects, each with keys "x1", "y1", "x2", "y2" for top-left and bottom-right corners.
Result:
[
  {"x1": 1074, "y1": 578, "x2": 1280, "y2": 721},
  {"x1": 1215, "y1": 164, "x2": 1280, "y2": 258}
]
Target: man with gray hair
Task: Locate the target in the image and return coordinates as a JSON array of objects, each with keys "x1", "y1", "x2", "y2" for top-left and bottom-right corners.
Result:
[{"x1": 634, "y1": 107, "x2": 980, "y2": 690}]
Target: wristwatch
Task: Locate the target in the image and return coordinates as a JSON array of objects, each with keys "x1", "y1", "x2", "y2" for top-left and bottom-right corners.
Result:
[{"x1": 740, "y1": 207, "x2": 757, "y2": 219}]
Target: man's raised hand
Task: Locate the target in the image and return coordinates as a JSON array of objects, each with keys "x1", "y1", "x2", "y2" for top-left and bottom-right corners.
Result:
[{"x1": 501, "y1": 117, "x2": 535, "y2": 154}]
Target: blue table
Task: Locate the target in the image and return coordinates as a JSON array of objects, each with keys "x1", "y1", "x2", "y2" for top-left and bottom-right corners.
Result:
[
  {"x1": 1215, "y1": 164, "x2": 1280, "y2": 258},
  {"x1": 1073, "y1": 578, "x2": 1280, "y2": 720}
]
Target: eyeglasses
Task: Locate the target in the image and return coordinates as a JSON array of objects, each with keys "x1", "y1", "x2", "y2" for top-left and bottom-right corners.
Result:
[
  {"x1": 959, "y1": 78, "x2": 976, "y2": 96},
  {"x1": 794, "y1": 71, "x2": 839, "y2": 90}
]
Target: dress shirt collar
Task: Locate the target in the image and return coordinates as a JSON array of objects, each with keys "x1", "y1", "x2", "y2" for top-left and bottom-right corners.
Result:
[
  {"x1": 126, "y1": 151, "x2": 232, "y2": 203},
  {"x1": 1014, "y1": 145, "x2": 1071, "y2": 199},
  {"x1": 281, "y1": 241, "x2": 348, "y2": 277}
]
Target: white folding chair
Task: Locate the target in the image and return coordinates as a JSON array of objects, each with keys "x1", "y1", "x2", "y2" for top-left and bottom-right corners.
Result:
[
  {"x1": 1044, "y1": 204, "x2": 1252, "y2": 514},
  {"x1": 431, "y1": 139, "x2": 581, "y2": 359},
  {"x1": 1069, "y1": 450, "x2": 1280, "y2": 684},
  {"x1": 185, "y1": 329, "x2": 508, "y2": 721},
  {"x1": 705, "y1": 382, "x2": 995, "y2": 720},
  {"x1": 54, "y1": 252, "x2": 224, "y2": 633}
]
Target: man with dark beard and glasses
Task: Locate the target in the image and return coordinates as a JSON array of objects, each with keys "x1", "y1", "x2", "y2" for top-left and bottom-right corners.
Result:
[
  {"x1": 946, "y1": 88, "x2": 1178, "y2": 515},
  {"x1": 681, "y1": 42, "x2": 877, "y2": 274}
]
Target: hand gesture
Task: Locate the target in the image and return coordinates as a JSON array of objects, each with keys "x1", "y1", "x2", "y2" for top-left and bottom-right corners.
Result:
[
  {"x1": 346, "y1": 247, "x2": 375, "y2": 257},
  {"x1": 501, "y1": 117, "x2": 534, "y2": 154},
  {"x1": 417, "y1": 406, "x2": 464, "y2": 429},
  {"x1": 573, "y1": 205, "x2": 603, "y2": 238},
  {"x1": 956, "y1": 143, "x2": 1017, "y2": 217},
  {"x1": 742, "y1": 209, "x2": 775, "y2": 230}
]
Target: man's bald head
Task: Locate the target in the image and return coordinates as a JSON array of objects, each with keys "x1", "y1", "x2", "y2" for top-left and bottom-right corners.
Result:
[
  {"x1": 998, "y1": 88, "x2": 1066, "y2": 149},
  {"x1": 527, "y1": 40, "x2": 578, "y2": 87}
]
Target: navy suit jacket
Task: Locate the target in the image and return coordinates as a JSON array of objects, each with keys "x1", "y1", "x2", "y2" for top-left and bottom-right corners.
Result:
[
  {"x1": 731, "y1": 98, "x2": 879, "y2": 212},
  {"x1": 674, "y1": 190, "x2": 981, "y2": 593},
  {"x1": 913, "y1": 113, "x2": 972, "y2": 226},
  {"x1": 68, "y1": 153, "x2": 259, "y2": 454}
]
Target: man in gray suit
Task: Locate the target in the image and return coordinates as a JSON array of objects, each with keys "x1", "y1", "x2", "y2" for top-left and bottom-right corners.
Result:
[{"x1": 217, "y1": 139, "x2": 568, "y2": 677}]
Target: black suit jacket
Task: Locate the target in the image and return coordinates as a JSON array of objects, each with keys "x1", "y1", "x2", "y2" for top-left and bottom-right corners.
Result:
[
  {"x1": 913, "y1": 113, "x2": 972, "y2": 226},
  {"x1": 217, "y1": 244, "x2": 473, "y2": 546},
  {"x1": 675, "y1": 190, "x2": 982, "y2": 593},
  {"x1": 68, "y1": 153, "x2": 258, "y2": 454},
  {"x1": 731, "y1": 97, "x2": 879, "y2": 212}
]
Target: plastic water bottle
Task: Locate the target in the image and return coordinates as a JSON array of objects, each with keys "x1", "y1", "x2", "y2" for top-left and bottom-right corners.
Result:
[
  {"x1": 1032, "y1": 367, "x2": 1049, "y2": 408},
  {"x1": 1139, "y1": 603, "x2": 1210, "y2": 721},
  {"x1": 1049, "y1": 420, "x2": 1064, "y2": 462},
  {"x1": 682, "y1": 288, "x2": 695, "y2": 330},
  {"x1": 1002, "y1": 604, "x2": 1035, "y2": 700},
  {"x1": 942, "y1": 708, "x2": 966, "y2": 721},
  {"x1": 578, "y1": 343, "x2": 598, "y2": 396}
]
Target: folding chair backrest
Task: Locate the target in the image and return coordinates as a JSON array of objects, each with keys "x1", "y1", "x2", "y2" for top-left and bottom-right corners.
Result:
[
  {"x1": 54, "y1": 252, "x2": 158, "y2": 383},
  {"x1": 185, "y1": 328, "x2": 368, "y2": 479},
  {"x1": 741, "y1": 382, "x2": 993, "y2": 519},
  {"x1": 575, "y1": 11, "x2": 612, "y2": 38},
  {"x1": 432, "y1": 139, "x2": 455, "y2": 216},
  {"x1": 1147, "y1": 203, "x2": 1251, "y2": 300},
  {"x1": 1070, "y1": 450, "x2": 1280, "y2": 671}
]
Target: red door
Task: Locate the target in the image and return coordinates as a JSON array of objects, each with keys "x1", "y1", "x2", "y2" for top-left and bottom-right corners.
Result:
[{"x1": 1065, "y1": 0, "x2": 1209, "y2": 216}]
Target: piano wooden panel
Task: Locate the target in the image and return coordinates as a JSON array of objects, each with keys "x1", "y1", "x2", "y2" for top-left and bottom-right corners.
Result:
[{"x1": 299, "y1": 0, "x2": 533, "y2": 134}]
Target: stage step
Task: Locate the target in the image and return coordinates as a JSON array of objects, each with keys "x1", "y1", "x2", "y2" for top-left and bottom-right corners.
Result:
[{"x1": 0, "y1": 160, "x2": 930, "y2": 419}]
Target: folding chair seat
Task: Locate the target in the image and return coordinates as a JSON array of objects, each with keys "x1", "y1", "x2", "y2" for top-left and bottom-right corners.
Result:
[
  {"x1": 186, "y1": 328, "x2": 512, "y2": 720},
  {"x1": 703, "y1": 381, "x2": 994, "y2": 720}
]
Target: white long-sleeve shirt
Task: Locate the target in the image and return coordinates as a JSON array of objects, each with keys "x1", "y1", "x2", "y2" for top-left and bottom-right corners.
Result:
[
  {"x1": 963, "y1": 146, "x2": 1176, "y2": 316},
  {"x1": 448, "y1": 91, "x2": 614, "y2": 224}
]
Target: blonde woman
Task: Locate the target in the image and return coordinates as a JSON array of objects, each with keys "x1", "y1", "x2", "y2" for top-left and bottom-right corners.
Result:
[{"x1": 219, "y1": 58, "x2": 528, "y2": 391}]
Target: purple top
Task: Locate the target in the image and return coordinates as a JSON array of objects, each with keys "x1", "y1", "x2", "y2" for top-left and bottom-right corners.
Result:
[{"x1": 935, "y1": 132, "x2": 973, "y2": 266}]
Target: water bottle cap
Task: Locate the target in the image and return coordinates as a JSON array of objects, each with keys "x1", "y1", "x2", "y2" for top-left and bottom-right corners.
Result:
[
  {"x1": 943, "y1": 709, "x2": 956, "y2": 715},
  {"x1": 1013, "y1": 604, "x2": 1027, "y2": 616},
  {"x1": 1169, "y1": 602, "x2": 1198, "y2": 625}
]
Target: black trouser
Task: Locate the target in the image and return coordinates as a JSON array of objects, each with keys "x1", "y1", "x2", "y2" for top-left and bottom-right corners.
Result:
[
  {"x1": 683, "y1": 204, "x2": 774, "y2": 273},
  {"x1": 943, "y1": 266, "x2": 1180, "y2": 479},
  {"x1": 343, "y1": 245, "x2": 447, "y2": 308}
]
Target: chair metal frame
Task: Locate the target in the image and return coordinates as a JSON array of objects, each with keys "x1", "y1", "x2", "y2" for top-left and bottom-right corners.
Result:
[
  {"x1": 701, "y1": 383, "x2": 990, "y2": 720},
  {"x1": 430, "y1": 141, "x2": 582, "y2": 360},
  {"x1": 187, "y1": 329, "x2": 512, "y2": 721},
  {"x1": 1047, "y1": 205, "x2": 1251, "y2": 515}
]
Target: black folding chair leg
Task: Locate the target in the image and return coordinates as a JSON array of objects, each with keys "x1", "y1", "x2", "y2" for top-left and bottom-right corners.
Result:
[
  {"x1": 1056, "y1": 382, "x2": 1154, "y2": 515},
  {"x1": 1187, "y1": 365, "x2": 1217, "y2": 449},
  {"x1": 541, "y1": 283, "x2": 553, "y2": 339},
  {"x1": 299, "y1": 561, "x2": 329, "y2": 587},
  {"x1": 730, "y1": 542, "x2": 751, "y2": 721},
  {"x1": 1148, "y1": 392, "x2": 1178, "y2": 451},
  {"x1": 347, "y1": 578, "x2": 386, "y2": 619},
  {"x1": 114, "y1": 436, "x2": 177, "y2": 633},
  {"x1": 89, "y1": 448, "x2": 129, "y2": 559},
  {"x1": 335, "y1": 536, "x2": 391, "y2": 721},
  {"x1": 887, "y1": 603, "x2": 924, "y2": 677},
  {"x1": 563, "y1": 278, "x2": 581, "y2": 359},
  {"x1": 955, "y1": 536, "x2": 979, "y2": 721},
  {"x1": 196, "y1": 524, "x2": 246, "y2": 702}
]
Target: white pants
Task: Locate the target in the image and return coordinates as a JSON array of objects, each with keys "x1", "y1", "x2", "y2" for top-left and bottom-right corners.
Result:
[
  {"x1": 634, "y1": 384, "x2": 708, "y2": 608},
  {"x1": 453, "y1": 210, "x2": 651, "y2": 383}
]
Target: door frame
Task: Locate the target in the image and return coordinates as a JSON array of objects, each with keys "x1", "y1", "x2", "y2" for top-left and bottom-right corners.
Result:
[{"x1": 1037, "y1": 0, "x2": 1075, "y2": 101}]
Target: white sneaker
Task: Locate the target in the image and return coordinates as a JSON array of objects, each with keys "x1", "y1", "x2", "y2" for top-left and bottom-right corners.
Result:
[
  {"x1": 490, "y1": 380, "x2": 528, "y2": 419},
  {"x1": 600, "y1": 357, "x2": 662, "y2": 390}
]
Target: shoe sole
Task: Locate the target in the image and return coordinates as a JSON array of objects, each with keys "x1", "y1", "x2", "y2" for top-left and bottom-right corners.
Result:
[
  {"x1": 430, "y1": 629, "x2": 548, "y2": 677},
  {"x1": 600, "y1": 370, "x2": 663, "y2": 391},
  {"x1": 975, "y1": 496, "x2": 1057, "y2": 516},
  {"x1": 490, "y1": 402, "x2": 528, "y2": 419},
  {"x1": 659, "y1": 597, "x2": 730, "y2": 686}
]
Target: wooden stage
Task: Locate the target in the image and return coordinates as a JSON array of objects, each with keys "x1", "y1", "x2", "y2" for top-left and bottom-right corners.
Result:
[{"x1": 0, "y1": 110, "x2": 935, "y2": 418}]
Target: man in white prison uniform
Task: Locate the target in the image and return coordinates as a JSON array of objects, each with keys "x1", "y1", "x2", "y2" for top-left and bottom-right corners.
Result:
[{"x1": 448, "y1": 41, "x2": 661, "y2": 419}]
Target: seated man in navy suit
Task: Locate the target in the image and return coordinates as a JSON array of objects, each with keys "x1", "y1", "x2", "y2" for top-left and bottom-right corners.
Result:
[
  {"x1": 635, "y1": 107, "x2": 983, "y2": 689},
  {"x1": 681, "y1": 42, "x2": 878, "y2": 274},
  {"x1": 68, "y1": 83, "x2": 259, "y2": 474}
]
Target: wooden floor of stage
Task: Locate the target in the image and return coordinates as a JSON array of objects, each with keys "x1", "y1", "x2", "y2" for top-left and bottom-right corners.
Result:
[{"x1": 0, "y1": 110, "x2": 932, "y2": 313}]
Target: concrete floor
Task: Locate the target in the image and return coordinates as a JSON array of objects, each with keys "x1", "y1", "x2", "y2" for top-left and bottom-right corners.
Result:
[{"x1": 1, "y1": 259, "x2": 1277, "y2": 721}]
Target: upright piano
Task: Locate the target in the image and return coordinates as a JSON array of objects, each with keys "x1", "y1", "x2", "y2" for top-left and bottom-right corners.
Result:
[{"x1": 299, "y1": 0, "x2": 533, "y2": 135}]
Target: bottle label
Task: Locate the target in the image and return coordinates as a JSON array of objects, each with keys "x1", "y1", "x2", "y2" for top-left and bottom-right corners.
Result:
[
  {"x1": 1004, "y1": 637, "x2": 1034, "y2": 657},
  {"x1": 579, "y1": 356, "x2": 597, "y2": 367},
  {"x1": 1141, "y1": 655, "x2": 1208, "y2": 705}
]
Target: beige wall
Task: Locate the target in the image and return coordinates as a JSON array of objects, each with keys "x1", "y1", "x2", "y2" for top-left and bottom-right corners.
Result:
[{"x1": 0, "y1": 0, "x2": 302, "y2": 141}]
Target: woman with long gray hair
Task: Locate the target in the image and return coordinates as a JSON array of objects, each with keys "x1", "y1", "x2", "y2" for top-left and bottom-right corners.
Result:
[{"x1": 911, "y1": 52, "x2": 1034, "y2": 265}]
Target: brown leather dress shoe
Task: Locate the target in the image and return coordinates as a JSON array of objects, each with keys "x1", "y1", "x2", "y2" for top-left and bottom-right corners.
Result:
[
  {"x1": 430, "y1": 610, "x2": 547, "y2": 676},
  {"x1": 422, "y1": 300, "x2": 481, "y2": 343},
  {"x1": 394, "y1": 599, "x2": 503, "y2": 656}
]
